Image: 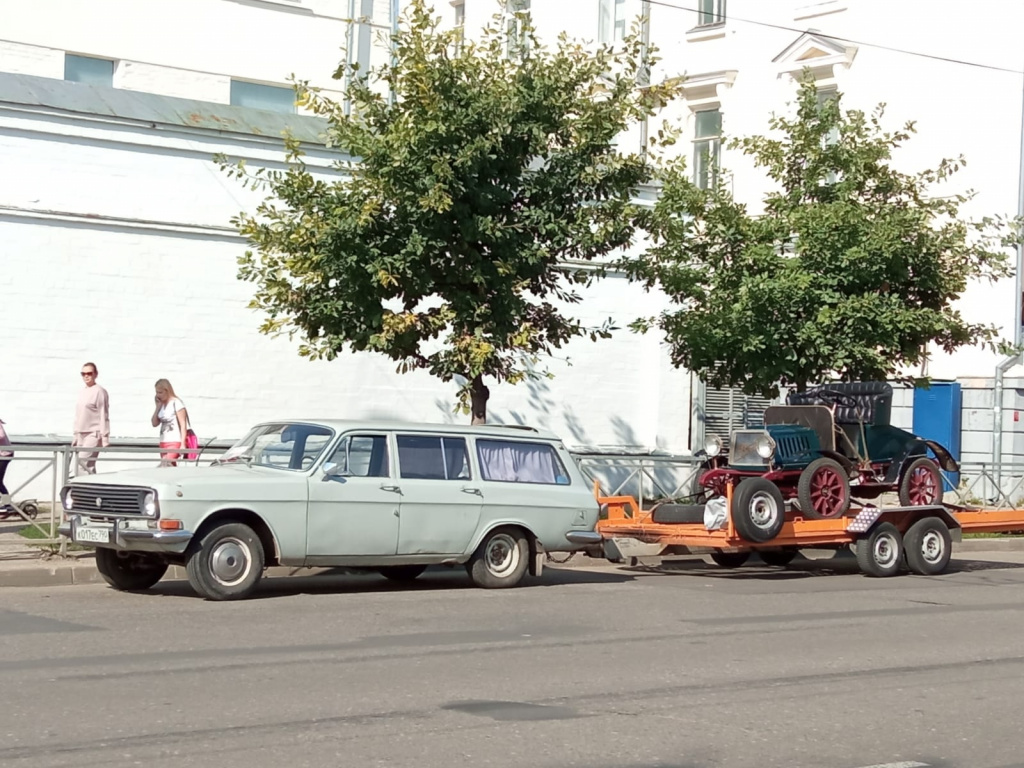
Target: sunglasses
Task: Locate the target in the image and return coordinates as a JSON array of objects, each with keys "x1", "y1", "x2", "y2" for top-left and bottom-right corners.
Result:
[{"x1": 81, "y1": 371, "x2": 96, "y2": 377}]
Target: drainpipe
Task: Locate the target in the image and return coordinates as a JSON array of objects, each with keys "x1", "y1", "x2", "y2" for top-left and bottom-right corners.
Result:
[
  {"x1": 639, "y1": 0, "x2": 651, "y2": 157},
  {"x1": 344, "y1": 0, "x2": 356, "y2": 117},
  {"x1": 993, "y1": 352, "x2": 1021, "y2": 491},
  {"x1": 390, "y1": 0, "x2": 400, "y2": 106}
]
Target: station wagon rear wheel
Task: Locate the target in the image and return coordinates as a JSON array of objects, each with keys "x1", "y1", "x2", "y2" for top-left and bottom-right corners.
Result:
[
  {"x1": 899, "y1": 457, "x2": 943, "y2": 507},
  {"x1": 798, "y1": 458, "x2": 851, "y2": 519},
  {"x1": 186, "y1": 522, "x2": 265, "y2": 601},
  {"x1": 467, "y1": 528, "x2": 529, "y2": 589},
  {"x1": 95, "y1": 548, "x2": 168, "y2": 591}
]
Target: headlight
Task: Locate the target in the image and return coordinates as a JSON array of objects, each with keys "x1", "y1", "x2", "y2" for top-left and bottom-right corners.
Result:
[
  {"x1": 142, "y1": 491, "x2": 159, "y2": 517},
  {"x1": 704, "y1": 435, "x2": 723, "y2": 457},
  {"x1": 62, "y1": 487, "x2": 74, "y2": 510},
  {"x1": 756, "y1": 434, "x2": 776, "y2": 459}
]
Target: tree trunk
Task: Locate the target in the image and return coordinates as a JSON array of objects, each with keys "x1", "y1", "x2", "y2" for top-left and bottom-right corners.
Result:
[{"x1": 470, "y1": 375, "x2": 490, "y2": 425}]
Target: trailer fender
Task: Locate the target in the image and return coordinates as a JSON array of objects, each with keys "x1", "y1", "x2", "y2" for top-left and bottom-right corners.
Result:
[{"x1": 847, "y1": 505, "x2": 962, "y2": 542}]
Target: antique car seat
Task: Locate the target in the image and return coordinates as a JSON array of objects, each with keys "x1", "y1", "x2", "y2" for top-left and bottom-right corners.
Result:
[{"x1": 786, "y1": 382, "x2": 894, "y2": 459}]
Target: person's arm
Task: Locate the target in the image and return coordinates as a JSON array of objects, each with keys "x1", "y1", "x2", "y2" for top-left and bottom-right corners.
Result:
[
  {"x1": 98, "y1": 389, "x2": 111, "y2": 448},
  {"x1": 151, "y1": 398, "x2": 161, "y2": 429},
  {"x1": 175, "y1": 404, "x2": 189, "y2": 445}
]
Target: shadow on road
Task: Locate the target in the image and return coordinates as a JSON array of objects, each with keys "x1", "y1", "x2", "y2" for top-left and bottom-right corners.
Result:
[
  {"x1": 620, "y1": 551, "x2": 1024, "y2": 581},
  {"x1": 143, "y1": 563, "x2": 638, "y2": 600}
]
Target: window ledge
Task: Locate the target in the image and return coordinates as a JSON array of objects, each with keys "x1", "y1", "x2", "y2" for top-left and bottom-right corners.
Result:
[
  {"x1": 686, "y1": 22, "x2": 727, "y2": 42},
  {"x1": 794, "y1": 1, "x2": 847, "y2": 21}
]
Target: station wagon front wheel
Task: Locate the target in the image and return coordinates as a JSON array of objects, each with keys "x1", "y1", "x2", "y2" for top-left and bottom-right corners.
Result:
[
  {"x1": 186, "y1": 522, "x2": 265, "y2": 601},
  {"x1": 467, "y1": 528, "x2": 529, "y2": 589}
]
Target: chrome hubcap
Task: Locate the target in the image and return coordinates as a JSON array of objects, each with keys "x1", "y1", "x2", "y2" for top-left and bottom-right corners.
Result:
[
  {"x1": 873, "y1": 533, "x2": 899, "y2": 568},
  {"x1": 920, "y1": 530, "x2": 945, "y2": 564},
  {"x1": 209, "y1": 537, "x2": 251, "y2": 586},
  {"x1": 485, "y1": 534, "x2": 520, "y2": 577},
  {"x1": 749, "y1": 492, "x2": 779, "y2": 529}
]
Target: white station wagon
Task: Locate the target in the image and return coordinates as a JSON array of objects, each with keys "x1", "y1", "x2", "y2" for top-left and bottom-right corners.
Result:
[{"x1": 59, "y1": 420, "x2": 602, "y2": 600}]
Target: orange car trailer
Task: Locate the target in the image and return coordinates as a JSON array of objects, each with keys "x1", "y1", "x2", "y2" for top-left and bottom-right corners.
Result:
[{"x1": 595, "y1": 480, "x2": 1024, "y2": 577}]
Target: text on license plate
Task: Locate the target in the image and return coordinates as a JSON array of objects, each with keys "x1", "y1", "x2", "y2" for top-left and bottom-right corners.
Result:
[{"x1": 76, "y1": 527, "x2": 111, "y2": 544}]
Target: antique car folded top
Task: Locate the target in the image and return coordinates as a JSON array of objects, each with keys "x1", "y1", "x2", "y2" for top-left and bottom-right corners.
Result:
[{"x1": 60, "y1": 420, "x2": 602, "y2": 600}]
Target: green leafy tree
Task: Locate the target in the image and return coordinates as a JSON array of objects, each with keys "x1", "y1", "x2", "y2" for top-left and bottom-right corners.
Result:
[
  {"x1": 221, "y1": 0, "x2": 676, "y2": 422},
  {"x1": 624, "y1": 78, "x2": 1018, "y2": 397}
]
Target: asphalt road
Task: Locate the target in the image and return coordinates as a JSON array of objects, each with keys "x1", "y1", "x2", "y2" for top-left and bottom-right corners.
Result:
[{"x1": 2, "y1": 551, "x2": 1024, "y2": 768}]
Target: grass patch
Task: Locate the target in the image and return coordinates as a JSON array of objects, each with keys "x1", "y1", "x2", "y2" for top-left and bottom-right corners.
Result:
[
  {"x1": 18, "y1": 524, "x2": 88, "y2": 551},
  {"x1": 963, "y1": 532, "x2": 1024, "y2": 539}
]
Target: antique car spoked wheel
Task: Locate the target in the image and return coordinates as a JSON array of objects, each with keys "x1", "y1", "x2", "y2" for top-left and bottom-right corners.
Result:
[
  {"x1": 797, "y1": 457, "x2": 852, "y2": 519},
  {"x1": 899, "y1": 457, "x2": 943, "y2": 507},
  {"x1": 467, "y1": 528, "x2": 529, "y2": 588},
  {"x1": 732, "y1": 478, "x2": 786, "y2": 543}
]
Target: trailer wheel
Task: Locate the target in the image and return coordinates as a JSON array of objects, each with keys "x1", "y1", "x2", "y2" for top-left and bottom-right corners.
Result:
[
  {"x1": 903, "y1": 517, "x2": 952, "y2": 575},
  {"x1": 732, "y1": 478, "x2": 786, "y2": 543},
  {"x1": 855, "y1": 522, "x2": 903, "y2": 577},
  {"x1": 797, "y1": 458, "x2": 851, "y2": 519},
  {"x1": 759, "y1": 548, "x2": 798, "y2": 567},
  {"x1": 709, "y1": 550, "x2": 750, "y2": 568}
]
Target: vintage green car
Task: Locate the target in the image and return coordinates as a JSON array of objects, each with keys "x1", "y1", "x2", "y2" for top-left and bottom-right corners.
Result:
[
  {"x1": 694, "y1": 382, "x2": 959, "y2": 542},
  {"x1": 60, "y1": 420, "x2": 601, "y2": 600}
]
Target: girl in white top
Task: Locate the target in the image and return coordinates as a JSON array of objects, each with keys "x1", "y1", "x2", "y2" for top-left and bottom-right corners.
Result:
[{"x1": 151, "y1": 378, "x2": 189, "y2": 467}]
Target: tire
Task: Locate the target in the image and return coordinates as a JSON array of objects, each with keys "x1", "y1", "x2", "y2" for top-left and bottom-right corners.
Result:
[
  {"x1": 759, "y1": 548, "x2": 798, "y2": 567},
  {"x1": 709, "y1": 549, "x2": 750, "y2": 568},
  {"x1": 797, "y1": 458, "x2": 851, "y2": 519},
  {"x1": 466, "y1": 527, "x2": 529, "y2": 589},
  {"x1": 855, "y1": 522, "x2": 903, "y2": 577},
  {"x1": 899, "y1": 457, "x2": 943, "y2": 506},
  {"x1": 185, "y1": 522, "x2": 265, "y2": 600},
  {"x1": 903, "y1": 517, "x2": 952, "y2": 575},
  {"x1": 379, "y1": 565, "x2": 428, "y2": 582},
  {"x1": 21, "y1": 502, "x2": 39, "y2": 520},
  {"x1": 732, "y1": 478, "x2": 786, "y2": 543},
  {"x1": 95, "y1": 548, "x2": 168, "y2": 591},
  {"x1": 651, "y1": 504, "x2": 706, "y2": 524}
]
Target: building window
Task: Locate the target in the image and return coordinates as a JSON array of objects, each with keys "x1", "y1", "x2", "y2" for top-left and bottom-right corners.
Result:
[
  {"x1": 599, "y1": 0, "x2": 627, "y2": 44},
  {"x1": 507, "y1": 0, "x2": 531, "y2": 58},
  {"x1": 64, "y1": 54, "x2": 114, "y2": 87},
  {"x1": 693, "y1": 109, "x2": 721, "y2": 189},
  {"x1": 817, "y1": 88, "x2": 839, "y2": 183},
  {"x1": 697, "y1": 0, "x2": 726, "y2": 26},
  {"x1": 453, "y1": 0, "x2": 466, "y2": 51},
  {"x1": 229, "y1": 80, "x2": 296, "y2": 113}
]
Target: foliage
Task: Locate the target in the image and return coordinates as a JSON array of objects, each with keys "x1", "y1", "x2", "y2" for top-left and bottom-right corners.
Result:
[
  {"x1": 624, "y1": 77, "x2": 1018, "y2": 397},
  {"x1": 220, "y1": 0, "x2": 678, "y2": 421}
]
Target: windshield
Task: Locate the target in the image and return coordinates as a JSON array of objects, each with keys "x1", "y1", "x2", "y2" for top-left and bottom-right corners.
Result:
[{"x1": 216, "y1": 423, "x2": 335, "y2": 471}]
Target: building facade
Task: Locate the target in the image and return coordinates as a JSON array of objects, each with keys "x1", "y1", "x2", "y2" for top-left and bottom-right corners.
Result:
[{"x1": 3, "y1": 0, "x2": 1024, "y2": 481}]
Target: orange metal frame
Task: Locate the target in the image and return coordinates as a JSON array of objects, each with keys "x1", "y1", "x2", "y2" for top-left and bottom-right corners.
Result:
[{"x1": 596, "y1": 483, "x2": 1024, "y2": 550}]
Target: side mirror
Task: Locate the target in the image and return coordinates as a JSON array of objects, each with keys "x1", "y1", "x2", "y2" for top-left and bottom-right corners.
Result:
[{"x1": 321, "y1": 462, "x2": 351, "y2": 480}]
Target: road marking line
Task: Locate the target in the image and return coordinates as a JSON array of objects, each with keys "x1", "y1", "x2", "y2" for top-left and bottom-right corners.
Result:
[{"x1": 856, "y1": 763, "x2": 930, "y2": 768}]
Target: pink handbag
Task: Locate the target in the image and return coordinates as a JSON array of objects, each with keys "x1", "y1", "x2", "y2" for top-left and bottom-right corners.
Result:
[{"x1": 185, "y1": 429, "x2": 199, "y2": 461}]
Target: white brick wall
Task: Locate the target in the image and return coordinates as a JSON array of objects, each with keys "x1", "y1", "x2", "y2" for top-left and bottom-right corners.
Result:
[
  {"x1": 0, "y1": 40, "x2": 64, "y2": 79},
  {"x1": 116, "y1": 61, "x2": 230, "y2": 103}
]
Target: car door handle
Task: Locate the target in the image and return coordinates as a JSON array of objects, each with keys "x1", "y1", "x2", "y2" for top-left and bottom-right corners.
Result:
[
  {"x1": 461, "y1": 486, "x2": 482, "y2": 496},
  {"x1": 380, "y1": 483, "x2": 401, "y2": 493}
]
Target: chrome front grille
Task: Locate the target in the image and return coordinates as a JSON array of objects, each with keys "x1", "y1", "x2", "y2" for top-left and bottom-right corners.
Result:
[
  {"x1": 730, "y1": 431, "x2": 770, "y2": 468},
  {"x1": 69, "y1": 484, "x2": 146, "y2": 517}
]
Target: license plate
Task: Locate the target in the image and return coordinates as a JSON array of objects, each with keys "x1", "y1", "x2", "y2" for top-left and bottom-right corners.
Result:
[{"x1": 76, "y1": 526, "x2": 111, "y2": 544}]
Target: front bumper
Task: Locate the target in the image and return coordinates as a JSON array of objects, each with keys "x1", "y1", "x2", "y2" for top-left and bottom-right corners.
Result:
[
  {"x1": 59, "y1": 515, "x2": 194, "y2": 551},
  {"x1": 565, "y1": 530, "x2": 603, "y2": 545}
]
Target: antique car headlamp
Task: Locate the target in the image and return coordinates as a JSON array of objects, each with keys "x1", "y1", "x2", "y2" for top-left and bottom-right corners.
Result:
[
  {"x1": 704, "y1": 434, "x2": 723, "y2": 457},
  {"x1": 755, "y1": 434, "x2": 776, "y2": 459},
  {"x1": 142, "y1": 491, "x2": 159, "y2": 517}
]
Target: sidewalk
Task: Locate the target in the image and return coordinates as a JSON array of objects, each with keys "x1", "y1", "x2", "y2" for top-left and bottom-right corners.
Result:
[{"x1": 2, "y1": 538, "x2": 1024, "y2": 589}]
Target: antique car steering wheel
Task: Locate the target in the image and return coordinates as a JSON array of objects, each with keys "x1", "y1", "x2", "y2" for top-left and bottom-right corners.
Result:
[{"x1": 807, "y1": 388, "x2": 859, "y2": 409}]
